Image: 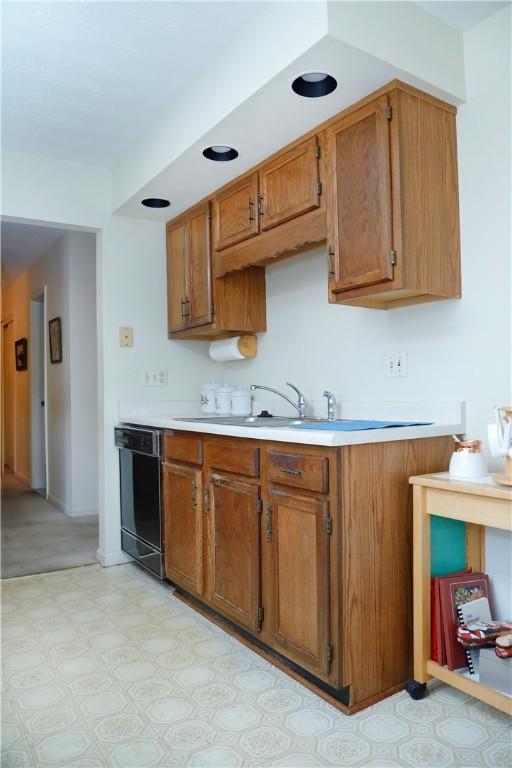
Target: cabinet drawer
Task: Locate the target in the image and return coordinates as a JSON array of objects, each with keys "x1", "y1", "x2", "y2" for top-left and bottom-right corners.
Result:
[
  {"x1": 267, "y1": 451, "x2": 329, "y2": 493},
  {"x1": 206, "y1": 441, "x2": 259, "y2": 478},
  {"x1": 164, "y1": 433, "x2": 203, "y2": 465}
]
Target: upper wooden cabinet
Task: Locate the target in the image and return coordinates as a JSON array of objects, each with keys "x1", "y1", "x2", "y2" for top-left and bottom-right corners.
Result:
[
  {"x1": 166, "y1": 201, "x2": 266, "y2": 340},
  {"x1": 259, "y1": 136, "x2": 321, "y2": 231},
  {"x1": 326, "y1": 85, "x2": 461, "y2": 308},
  {"x1": 211, "y1": 136, "x2": 327, "y2": 277},
  {"x1": 213, "y1": 172, "x2": 259, "y2": 251},
  {"x1": 327, "y1": 96, "x2": 394, "y2": 293},
  {"x1": 167, "y1": 80, "x2": 461, "y2": 315}
]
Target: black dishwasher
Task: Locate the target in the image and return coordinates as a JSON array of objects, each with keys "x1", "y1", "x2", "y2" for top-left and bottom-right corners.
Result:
[{"x1": 115, "y1": 425, "x2": 164, "y2": 579}]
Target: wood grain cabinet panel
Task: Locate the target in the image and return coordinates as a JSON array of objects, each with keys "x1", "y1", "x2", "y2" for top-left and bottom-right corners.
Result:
[
  {"x1": 166, "y1": 203, "x2": 267, "y2": 340},
  {"x1": 213, "y1": 173, "x2": 259, "y2": 251},
  {"x1": 259, "y1": 136, "x2": 321, "y2": 231},
  {"x1": 327, "y1": 96, "x2": 394, "y2": 293},
  {"x1": 267, "y1": 450, "x2": 328, "y2": 494},
  {"x1": 166, "y1": 220, "x2": 188, "y2": 334},
  {"x1": 206, "y1": 440, "x2": 259, "y2": 478},
  {"x1": 163, "y1": 462, "x2": 203, "y2": 597},
  {"x1": 187, "y1": 203, "x2": 212, "y2": 327},
  {"x1": 207, "y1": 474, "x2": 261, "y2": 632},
  {"x1": 164, "y1": 433, "x2": 203, "y2": 465},
  {"x1": 268, "y1": 488, "x2": 332, "y2": 682},
  {"x1": 327, "y1": 85, "x2": 461, "y2": 308}
]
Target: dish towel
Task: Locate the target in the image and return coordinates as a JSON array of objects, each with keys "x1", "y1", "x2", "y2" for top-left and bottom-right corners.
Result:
[{"x1": 291, "y1": 420, "x2": 433, "y2": 431}]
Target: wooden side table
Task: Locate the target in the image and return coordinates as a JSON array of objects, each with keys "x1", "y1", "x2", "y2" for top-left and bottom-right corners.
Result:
[{"x1": 410, "y1": 472, "x2": 512, "y2": 715}]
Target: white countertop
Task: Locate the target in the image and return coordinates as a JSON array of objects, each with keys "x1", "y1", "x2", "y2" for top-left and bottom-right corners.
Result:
[{"x1": 118, "y1": 400, "x2": 465, "y2": 448}]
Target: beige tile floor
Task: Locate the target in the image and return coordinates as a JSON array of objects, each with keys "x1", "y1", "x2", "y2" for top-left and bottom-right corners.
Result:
[{"x1": 1, "y1": 563, "x2": 511, "y2": 768}]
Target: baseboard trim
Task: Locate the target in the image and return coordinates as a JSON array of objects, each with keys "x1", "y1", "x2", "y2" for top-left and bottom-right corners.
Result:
[
  {"x1": 13, "y1": 472, "x2": 31, "y2": 486},
  {"x1": 96, "y1": 548, "x2": 133, "y2": 567},
  {"x1": 47, "y1": 493, "x2": 69, "y2": 515},
  {"x1": 66, "y1": 507, "x2": 99, "y2": 518}
]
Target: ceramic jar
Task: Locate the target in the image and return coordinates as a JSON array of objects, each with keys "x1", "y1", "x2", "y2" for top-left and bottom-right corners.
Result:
[
  {"x1": 200, "y1": 380, "x2": 218, "y2": 414},
  {"x1": 215, "y1": 384, "x2": 235, "y2": 416},
  {"x1": 449, "y1": 438, "x2": 488, "y2": 480},
  {"x1": 230, "y1": 388, "x2": 252, "y2": 416}
]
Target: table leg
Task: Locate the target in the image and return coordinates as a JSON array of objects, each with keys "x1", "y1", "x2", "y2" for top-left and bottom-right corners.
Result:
[{"x1": 413, "y1": 485, "x2": 431, "y2": 683}]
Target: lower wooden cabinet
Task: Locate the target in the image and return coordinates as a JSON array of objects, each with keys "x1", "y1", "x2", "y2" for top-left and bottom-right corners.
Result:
[
  {"x1": 268, "y1": 488, "x2": 332, "y2": 682},
  {"x1": 163, "y1": 462, "x2": 203, "y2": 597},
  {"x1": 207, "y1": 473, "x2": 262, "y2": 632},
  {"x1": 163, "y1": 430, "x2": 453, "y2": 713}
]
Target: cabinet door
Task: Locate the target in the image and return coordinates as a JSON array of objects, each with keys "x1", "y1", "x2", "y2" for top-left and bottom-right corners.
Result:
[
  {"x1": 166, "y1": 220, "x2": 188, "y2": 334},
  {"x1": 260, "y1": 136, "x2": 321, "y2": 231},
  {"x1": 187, "y1": 203, "x2": 213, "y2": 328},
  {"x1": 327, "y1": 95, "x2": 394, "y2": 293},
  {"x1": 268, "y1": 488, "x2": 332, "y2": 680},
  {"x1": 207, "y1": 474, "x2": 261, "y2": 632},
  {"x1": 163, "y1": 462, "x2": 203, "y2": 596},
  {"x1": 213, "y1": 173, "x2": 259, "y2": 251}
]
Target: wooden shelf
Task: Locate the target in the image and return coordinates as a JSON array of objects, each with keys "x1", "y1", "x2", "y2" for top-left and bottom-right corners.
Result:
[
  {"x1": 426, "y1": 661, "x2": 511, "y2": 715},
  {"x1": 411, "y1": 472, "x2": 512, "y2": 714}
]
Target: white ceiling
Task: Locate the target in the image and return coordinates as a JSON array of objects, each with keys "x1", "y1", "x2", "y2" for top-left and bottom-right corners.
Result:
[
  {"x1": 1, "y1": 222, "x2": 67, "y2": 285},
  {"x1": 1, "y1": 1, "x2": 269, "y2": 167},
  {"x1": 2, "y1": 1, "x2": 506, "y2": 172},
  {"x1": 416, "y1": 1, "x2": 509, "y2": 31}
]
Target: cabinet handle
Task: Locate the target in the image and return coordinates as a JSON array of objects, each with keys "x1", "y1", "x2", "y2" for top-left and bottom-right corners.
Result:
[
  {"x1": 265, "y1": 502, "x2": 272, "y2": 542},
  {"x1": 248, "y1": 199, "x2": 255, "y2": 223},
  {"x1": 191, "y1": 482, "x2": 197, "y2": 510},
  {"x1": 327, "y1": 247, "x2": 335, "y2": 278},
  {"x1": 280, "y1": 467, "x2": 303, "y2": 477},
  {"x1": 203, "y1": 487, "x2": 210, "y2": 514},
  {"x1": 257, "y1": 195, "x2": 264, "y2": 218}
]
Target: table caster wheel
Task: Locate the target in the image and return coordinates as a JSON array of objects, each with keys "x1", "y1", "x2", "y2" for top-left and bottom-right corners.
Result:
[{"x1": 405, "y1": 680, "x2": 427, "y2": 700}]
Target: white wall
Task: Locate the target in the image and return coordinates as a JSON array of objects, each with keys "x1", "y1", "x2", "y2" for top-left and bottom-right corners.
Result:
[{"x1": 68, "y1": 232, "x2": 98, "y2": 514}]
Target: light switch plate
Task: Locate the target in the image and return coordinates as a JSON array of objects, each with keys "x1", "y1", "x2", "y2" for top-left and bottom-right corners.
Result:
[
  {"x1": 385, "y1": 350, "x2": 407, "y2": 377},
  {"x1": 119, "y1": 327, "x2": 133, "y2": 347}
]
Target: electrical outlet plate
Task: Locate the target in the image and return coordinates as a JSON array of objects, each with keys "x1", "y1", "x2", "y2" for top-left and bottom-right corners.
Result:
[
  {"x1": 141, "y1": 369, "x2": 168, "y2": 386},
  {"x1": 119, "y1": 327, "x2": 133, "y2": 347},
  {"x1": 385, "y1": 350, "x2": 407, "y2": 378}
]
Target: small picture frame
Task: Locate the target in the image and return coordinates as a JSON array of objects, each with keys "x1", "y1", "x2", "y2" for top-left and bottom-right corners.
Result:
[
  {"x1": 15, "y1": 338, "x2": 28, "y2": 371},
  {"x1": 49, "y1": 317, "x2": 62, "y2": 364}
]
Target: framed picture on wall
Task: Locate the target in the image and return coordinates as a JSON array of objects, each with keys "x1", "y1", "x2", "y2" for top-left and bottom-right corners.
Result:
[
  {"x1": 49, "y1": 317, "x2": 62, "y2": 363},
  {"x1": 15, "y1": 338, "x2": 28, "y2": 371}
]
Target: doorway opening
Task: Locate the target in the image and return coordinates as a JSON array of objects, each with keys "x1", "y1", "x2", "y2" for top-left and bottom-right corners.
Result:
[{"x1": 1, "y1": 220, "x2": 99, "y2": 578}]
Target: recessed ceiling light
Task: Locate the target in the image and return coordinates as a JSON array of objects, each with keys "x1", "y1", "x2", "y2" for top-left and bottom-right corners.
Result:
[
  {"x1": 292, "y1": 72, "x2": 337, "y2": 98},
  {"x1": 141, "y1": 198, "x2": 170, "y2": 208},
  {"x1": 203, "y1": 145, "x2": 239, "y2": 162}
]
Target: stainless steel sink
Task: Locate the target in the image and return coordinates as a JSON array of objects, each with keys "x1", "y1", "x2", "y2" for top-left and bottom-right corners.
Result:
[{"x1": 175, "y1": 416, "x2": 323, "y2": 428}]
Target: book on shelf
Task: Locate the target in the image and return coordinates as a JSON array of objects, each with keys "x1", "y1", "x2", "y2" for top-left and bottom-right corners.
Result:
[
  {"x1": 438, "y1": 572, "x2": 491, "y2": 671},
  {"x1": 456, "y1": 597, "x2": 493, "y2": 675},
  {"x1": 431, "y1": 568, "x2": 471, "y2": 666}
]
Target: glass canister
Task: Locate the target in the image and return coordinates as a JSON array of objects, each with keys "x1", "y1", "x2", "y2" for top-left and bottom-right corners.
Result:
[{"x1": 449, "y1": 438, "x2": 488, "y2": 480}]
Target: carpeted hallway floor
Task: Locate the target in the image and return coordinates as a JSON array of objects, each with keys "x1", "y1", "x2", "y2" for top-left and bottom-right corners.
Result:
[{"x1": 1, "y1": 474, "x2": 99, "y2": 578}]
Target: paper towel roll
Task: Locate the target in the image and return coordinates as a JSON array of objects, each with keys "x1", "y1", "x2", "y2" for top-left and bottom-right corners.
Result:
[{"x1": 209, "y1": 335, "x2": 257, "y2": 362}]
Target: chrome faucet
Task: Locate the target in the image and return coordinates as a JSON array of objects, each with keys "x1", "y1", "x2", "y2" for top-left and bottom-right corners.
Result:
[
  {"x1": 323, "y1": 390, "x2": 337, "y2": 421},
  {"x1": 250, "y1": 382, "x2": 307, "y2": 418}
]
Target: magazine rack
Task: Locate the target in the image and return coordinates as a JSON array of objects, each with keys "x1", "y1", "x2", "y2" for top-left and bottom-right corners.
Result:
[{"x1": 410, "y1": 472, "x2": 512, "y2": 714}]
